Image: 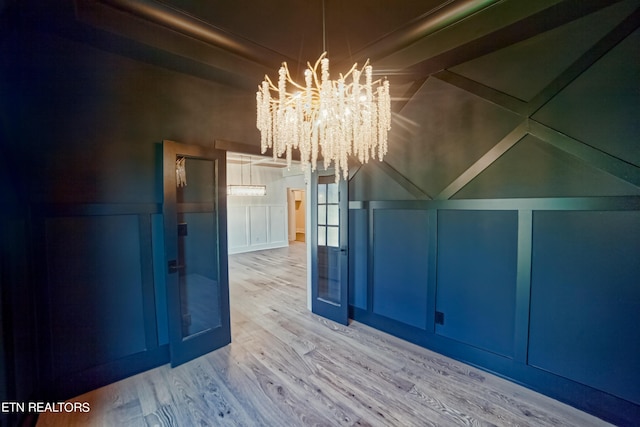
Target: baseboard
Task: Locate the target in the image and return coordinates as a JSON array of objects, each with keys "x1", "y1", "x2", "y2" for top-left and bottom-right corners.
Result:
[
  {"x1": 228, "y1": 241, "x2": 289, "y2": 255},
  {"x1": 350, "y1": 307, "x2": 640, "y2": 427},
  {"x1": 46, "y1": 345, "x2": 170, "y2": 402}
]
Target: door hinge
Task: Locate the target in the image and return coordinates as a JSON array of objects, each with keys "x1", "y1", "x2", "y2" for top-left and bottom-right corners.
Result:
[{"x1": 435, "y1": 311, "x2": 445, "y2": 325}]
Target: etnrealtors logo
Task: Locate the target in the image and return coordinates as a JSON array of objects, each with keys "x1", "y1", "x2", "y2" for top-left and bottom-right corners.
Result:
[{"x1": 1, "y1": 401, "x2": 91, "y2": 413}]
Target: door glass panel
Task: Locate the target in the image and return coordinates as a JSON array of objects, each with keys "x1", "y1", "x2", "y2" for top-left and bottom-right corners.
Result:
[
  {"x1": 327, "y1": 226, "x2": 339, "y2": 247},
  {"x1": 180, "y1": 157, "x2": 215, "y2": 203},
  {"x1": 318, "y1": 205, "x2": 327, "y2": 225},
  {"x1": 318, "y1": 184, "x2": 327, "y2": 204},
  {"x1": 318, "y1": 226, "x2": 326, "y2": 246},
  {"x1": 327, "y1": 182, "x2": 338, "y2": 203},
  {"x1": 327, "y1": 205, "x2": 339, "y2": 226},
  {"x1": 176, "y1": 157, "x2": 221, "y2": 339}
]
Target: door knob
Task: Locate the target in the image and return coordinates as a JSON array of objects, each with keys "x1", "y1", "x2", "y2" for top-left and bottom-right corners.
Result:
[{"x1": 168, "y1": 260, "x2": 185, "y2": 273}]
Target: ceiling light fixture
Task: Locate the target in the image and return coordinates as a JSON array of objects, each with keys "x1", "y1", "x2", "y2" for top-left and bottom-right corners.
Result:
[
  {"x1": 256, "y1": 0, "x2": 391, "y2": 182},
  {"x1": 227, "y1": 155, "x2": 266, "y2": 197}
]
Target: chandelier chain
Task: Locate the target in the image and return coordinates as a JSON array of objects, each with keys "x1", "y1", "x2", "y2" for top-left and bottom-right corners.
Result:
[{"x1": 322, "y1": 0, "x2": 326, "y2": 53}]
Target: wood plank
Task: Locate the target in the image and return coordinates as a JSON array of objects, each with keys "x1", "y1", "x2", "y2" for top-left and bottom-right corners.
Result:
[{"x1": 37, "y1": 242, "x2": 612, "y2": 427}]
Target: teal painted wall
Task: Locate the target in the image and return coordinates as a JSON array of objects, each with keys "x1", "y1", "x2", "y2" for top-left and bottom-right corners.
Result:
[
  {"x1": 1, "y1": 0, "x2": 639, "y2": 425},
  {"x1": 348, "y1": 2, "x2": 640, "y2": 424},
  {"x1": 0, "y1": 12, "x2": 259, "y2": 405}
]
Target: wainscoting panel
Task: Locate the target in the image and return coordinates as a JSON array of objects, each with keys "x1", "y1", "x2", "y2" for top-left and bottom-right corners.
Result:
[
  {"x1": 228, "y1": 205, "x2": 289, "y2": 254},
  {"x1": 349, "y1": 199, "x2": 640, "y2": 426},
  {"x1": 227, "y1": 205, "x2": 249, "y2": 249},
  {"x1": 529, "y1": 210, "x2": 640, "y2": 405},
  {"x1": 268, "y1": 206, "x2": 287, "y2": 245},
  {"x1": 45, "y1": 214, "x2": 147, "y2": 379},
  {"x1": 348, "y1": 209, "x2": 368, "y2": 310},
  {"x1": 249, "y1": 206, "x2": 268, "y2": 246},
  {"x1": 151, "y1": 213, "x2": 168, "y2": 346},
  {"x1": 372, "y1": 209, "x2": 429, "y2": 329},
  {"x1": 435, "y1": 210, "x2": 518, "y2": 358}
]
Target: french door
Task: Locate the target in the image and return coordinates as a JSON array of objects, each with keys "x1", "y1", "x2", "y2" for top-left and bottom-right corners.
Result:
[
  {"x1": 311, "y1": 171, "x2": 349, "y2": 325},
  {"x1": 163, "y1": 140, "x2": 230, "y2": 367}
]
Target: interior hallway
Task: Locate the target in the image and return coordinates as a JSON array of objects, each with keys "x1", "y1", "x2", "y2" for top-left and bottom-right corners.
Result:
[{"x1": 37, "y1": 243, "x2": 611, "y2": 426}]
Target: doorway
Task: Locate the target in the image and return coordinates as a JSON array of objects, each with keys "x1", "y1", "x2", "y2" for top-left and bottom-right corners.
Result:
[{"x1": 288, "y1": 188, "x2": 306, "y2": 243}]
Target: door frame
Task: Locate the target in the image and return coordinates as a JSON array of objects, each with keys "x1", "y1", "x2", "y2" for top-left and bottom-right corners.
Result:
[{"x1": 162, "y1": 140, "x2": 230, "y2": 367}]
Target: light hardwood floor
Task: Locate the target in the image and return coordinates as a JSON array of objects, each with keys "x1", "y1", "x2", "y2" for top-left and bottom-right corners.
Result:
[{"x1": 38, "y1": 242, "x2": 611, "y2": 426}]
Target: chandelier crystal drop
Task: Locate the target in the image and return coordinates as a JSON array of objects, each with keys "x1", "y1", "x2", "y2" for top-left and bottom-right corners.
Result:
[{"x1": 256, "y1": 52, "x2": 391, "y2": 181}]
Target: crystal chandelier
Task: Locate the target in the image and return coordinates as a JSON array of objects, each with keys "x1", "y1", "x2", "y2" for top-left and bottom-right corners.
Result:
[{"x1": 256, "y1": 47, "x2": 391, "y2": 181}]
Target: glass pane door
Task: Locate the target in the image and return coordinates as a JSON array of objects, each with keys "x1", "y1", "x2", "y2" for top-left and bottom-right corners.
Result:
[
  {"x1": 163, "y1": 140, "x2": 230, "y2": 367},
  {"x1": 312, "y1": 173, "x2": 348, "y2": 324}
]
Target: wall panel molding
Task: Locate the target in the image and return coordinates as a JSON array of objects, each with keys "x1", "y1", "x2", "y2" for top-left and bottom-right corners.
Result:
[
  {"x1": 228, "y1": 204, "x2": 289, "y2": 254},
  {"x1": 350, "y1": 198, "x2": 640, "y2": 425},
  {"x1": 436, "y1": 121, "x2": 528, "y2": 200},
  {"x1": 365, "y1": 196, "x2": 640, "y2": 211},
  {"x1": 433, "y1": 70, "x2": 529, "y2": 115},
  {"x1": 528, "y1": 5, "x2": 640, "y2": 116},
  {"x1": 514, "y1": 210, "x2": 532, "y2": 363},
  {"x1": 375, "y1": 161, "x2": 432, "y2": 200},
  {"x1": 529, "y1": 120, "x2": 640, "y2": 188},
  {"x1": 369, "y1": 2, "x2": 640, "y2": 204}
]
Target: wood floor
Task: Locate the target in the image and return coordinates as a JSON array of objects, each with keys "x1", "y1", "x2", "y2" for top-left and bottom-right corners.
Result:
[{"x1": 37, "y1": 242, "x2": 611, "y2": 426}]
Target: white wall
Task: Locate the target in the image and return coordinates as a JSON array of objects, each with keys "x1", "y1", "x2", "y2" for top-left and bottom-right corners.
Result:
[{"x1": 227, "y1": 159, "x2": 306, "y2": 254}]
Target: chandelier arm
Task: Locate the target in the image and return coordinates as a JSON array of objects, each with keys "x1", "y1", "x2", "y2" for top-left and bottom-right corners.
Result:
[
  {"x1": 263, "y1": 74, "x2": 279, "y2": 92},
  {"x1": 267, "y1": 88, "x2": 321, "y2": 100},
  {"x1": 282, "y1": 65, "x2": 308, "y2": 92},
  {"x1": 340, "y1": 62, "x2": 360, "y2": 80},
  {"x1": 267, "y1": 91, "x2": 321, "y2": 109}
]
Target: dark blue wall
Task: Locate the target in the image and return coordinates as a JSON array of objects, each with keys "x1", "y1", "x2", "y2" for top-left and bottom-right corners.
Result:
[
  {"x1": 530, "y1": 210, "x2": 640, "y2": 404},
  {"x1": 0, "y1": 5, "x2": 257, "y2": 410},
  {"x1": 348, "y1": 3, "x2": 640, "y2": 425},
  {"x1": 436, "y1": 210, "x2": 518, "y2": 358},
  {"x1": 1, "y1": 1, "x2": 639, "y2": 426},
  {"x1": 372, "y1": 209, "x2": 430, "y2": 329}
]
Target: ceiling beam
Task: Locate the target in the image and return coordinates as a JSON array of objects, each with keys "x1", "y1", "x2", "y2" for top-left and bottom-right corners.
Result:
[
  {"x1": 335, "y1": 0, "x2": 502, "y2": 71},
  {"x1": 405, "y1": 0, "x2": 628, "y2": 79},
  {"x1": 98, "y1": 0, "x2": 298, "y2": 70}
]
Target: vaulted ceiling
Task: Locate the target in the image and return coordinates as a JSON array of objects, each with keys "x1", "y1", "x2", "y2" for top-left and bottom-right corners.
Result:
[{"x1": 13, "y1": 0, "x2": 624, "y2": 101}]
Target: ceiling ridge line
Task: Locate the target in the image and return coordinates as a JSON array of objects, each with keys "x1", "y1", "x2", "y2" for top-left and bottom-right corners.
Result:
[
  {"x1": 96, "y1": 0, "x2": 299, "y2": 68},
  {"x1": 332, "y1": 0, "x2": 501, "y2": 69}
]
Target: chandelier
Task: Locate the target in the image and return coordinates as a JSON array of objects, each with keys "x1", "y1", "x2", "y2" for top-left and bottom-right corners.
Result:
[
  {"x1": 227, "y1": 155, "x2": 267, "y2": 197},
  {"x1": 256, "y1": 51, "x2": 391, "y2": 181}
]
